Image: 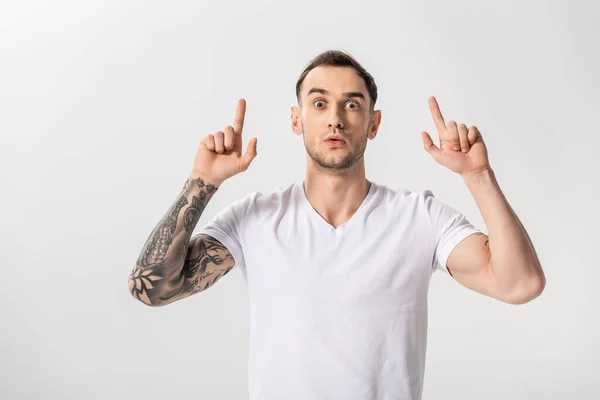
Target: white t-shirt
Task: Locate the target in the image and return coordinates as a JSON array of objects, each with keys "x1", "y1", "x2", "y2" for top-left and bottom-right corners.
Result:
[{"x1": 200, "y1": 181, "x2": 481, "y2": 400}]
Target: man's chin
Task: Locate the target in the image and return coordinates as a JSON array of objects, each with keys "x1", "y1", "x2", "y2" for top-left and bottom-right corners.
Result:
[
  {"x1": 313, "y1": 156, "x2": 357, "y2": 171},
  {"x1": 306, "y1": 144, "x2": 363, "y2": 171}
]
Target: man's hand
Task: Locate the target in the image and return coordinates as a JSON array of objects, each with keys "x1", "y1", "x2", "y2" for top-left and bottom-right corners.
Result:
[
  {"x1": 191, "y1": 98, "x2": 258, "y2": 186},
  {"x1": 421, "y1": 96, "x2": 490, "y2": 177}
]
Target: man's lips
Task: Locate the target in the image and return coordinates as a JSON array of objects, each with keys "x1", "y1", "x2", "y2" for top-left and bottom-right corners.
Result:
[
  {"x1": 325, "y1": 138, "x2": 346, "y2": 147},
  {"x1": 324, "y1": 135, "x2": 346, "y2": 143}
]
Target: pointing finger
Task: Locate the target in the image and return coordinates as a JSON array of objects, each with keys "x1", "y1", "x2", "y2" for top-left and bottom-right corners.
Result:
[
  {"x1": 233, "y1": 98, "x2": 246, "y2": 135},
  {"x1": 428, "y1": 96, "x2": 448, "y2": 139}
]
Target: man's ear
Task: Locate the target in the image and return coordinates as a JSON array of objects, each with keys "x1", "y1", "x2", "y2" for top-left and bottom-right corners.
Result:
[
  {"x1": 367, "y1": 110, "x2": 382, "y2": 140},
  {"x1": 291, "y1": 105, "x2": 303, "y2": 135}
]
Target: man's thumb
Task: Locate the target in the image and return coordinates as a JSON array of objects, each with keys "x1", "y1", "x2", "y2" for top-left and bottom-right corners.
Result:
[
  {"x1": 421, "y1": 131, "x2": 440, "y2": 160},
  {"x1": 239, "y1": 137, "x2": 258, "y2": 171}
]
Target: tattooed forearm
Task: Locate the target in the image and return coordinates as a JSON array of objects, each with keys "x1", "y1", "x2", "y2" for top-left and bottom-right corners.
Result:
[
  {"x1": 184, "y1": 196, "x2": 202, "y2": 231},
  {"x1": 129, "y1": 176, "x2": 219, "y2": 306},
  {"x1": 137, "y1": 195, "x2": 188, "y2": 267}
]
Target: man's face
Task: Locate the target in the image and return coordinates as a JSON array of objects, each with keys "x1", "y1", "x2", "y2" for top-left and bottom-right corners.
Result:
[{"x1": 292, "y1": 66, "x2": 381, "y2": 172}]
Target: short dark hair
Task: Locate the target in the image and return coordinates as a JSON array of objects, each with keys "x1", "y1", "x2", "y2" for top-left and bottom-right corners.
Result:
[{"x1": 295, "y1": 50, "x2": 378, "y2": 109}]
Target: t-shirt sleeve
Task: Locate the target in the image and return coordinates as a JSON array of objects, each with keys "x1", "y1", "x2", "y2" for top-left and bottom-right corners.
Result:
[
  {"x1": 423, "y1": 190, "x2": 482, "y2": 274},
  {"x1": 196, "y1": 192, "x2": 258, "y2": 271}
]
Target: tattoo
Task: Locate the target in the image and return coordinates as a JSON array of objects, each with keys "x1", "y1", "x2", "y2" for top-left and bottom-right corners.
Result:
[
  {"x1": 184, "y1": 264, "x2": 235, "y2": 295},
  {"x1": 193, "y1": 177, "x2": 218, "y2": 194},
  {"x1": 157, "y1": 236, "x2": 233, "y2": 301},
  {"x1": 183, "y1": 235, "x2": 227, "y2": 277},
  {"x1": 475, "y1": 233, "x2": 489, "y2": 247},
  {"x1": 137, "y1": 195, "x2": 188, "y2": 267},
  {"x1": 181, "y1": 234, "x2": 234, "y2": 294},
  {"x1": 128, "y1": 263, "x2": 165, "y2": 305},
  {"x1": 184, "y1": 196, "x2": 202, "y2": 231},
  {"x1": 131, "y1": 177, "x2": 221, "y2": 305}
]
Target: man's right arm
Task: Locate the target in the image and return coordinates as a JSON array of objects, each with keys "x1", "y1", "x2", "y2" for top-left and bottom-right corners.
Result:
[
  {"x1": 128, "y1": 174, "x2": 236, "y2": 307},
  {"x1": 128, "y1": 98, "x2": 257, "y2": 306}
]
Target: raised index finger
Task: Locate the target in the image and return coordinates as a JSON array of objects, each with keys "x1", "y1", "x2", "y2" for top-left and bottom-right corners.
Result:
[
  {"x1": 428, "y1": 96, "x2": 447, "y2": 136},
  {"x1": 233, "y1": 98, "x2": 246, "y2": 135}
]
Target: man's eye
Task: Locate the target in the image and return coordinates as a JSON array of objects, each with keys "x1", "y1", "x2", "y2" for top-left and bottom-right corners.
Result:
[
  {"x1": 314, "y1": 100, "x2": 325, "y2": 108},
  {"x1": 346, "y1": 102, "x2": 359, "y2": 110}
]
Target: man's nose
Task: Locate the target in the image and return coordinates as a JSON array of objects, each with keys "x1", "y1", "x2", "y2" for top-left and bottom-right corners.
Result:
[{"x1": 328, "y1": 109, "x2": 344, "y2": 129}]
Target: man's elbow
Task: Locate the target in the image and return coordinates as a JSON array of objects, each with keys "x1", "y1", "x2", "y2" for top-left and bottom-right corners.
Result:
[
  {"x1": 128, "y1": 275, "x2": 163, "y2": 307},
  {"x1": 502, "y1": 273, "x2": 546, "y2": 305}
]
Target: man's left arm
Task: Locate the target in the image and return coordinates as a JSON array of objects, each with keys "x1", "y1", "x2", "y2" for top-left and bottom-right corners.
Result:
[
  {"x1": 422, "y1": 96, "x2": 545, "y2": 305},
  {"x1": 448, "y1": 168, "x2": 545, "y2": 304}
]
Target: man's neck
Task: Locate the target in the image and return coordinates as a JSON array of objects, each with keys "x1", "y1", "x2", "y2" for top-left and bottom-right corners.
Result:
[{"x1": 303, "y1": 163, "x2": 371, "y2": 229}]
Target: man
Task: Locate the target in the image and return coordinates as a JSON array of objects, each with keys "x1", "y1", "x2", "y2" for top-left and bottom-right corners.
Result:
[{"x1": 128, "y1": 50, "x2": 545, "y2": 399}]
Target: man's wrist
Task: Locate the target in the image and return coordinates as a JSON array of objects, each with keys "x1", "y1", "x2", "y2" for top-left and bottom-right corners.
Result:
[
  {"x1": 460, "y1": 166, "x2": 494, "y2": 183},
  {"x1": 188, "y1": 171, "x2": 224, "y2": 188}
]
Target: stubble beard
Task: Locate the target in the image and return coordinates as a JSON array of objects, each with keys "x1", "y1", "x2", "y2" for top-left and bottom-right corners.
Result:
[{"x1": 304, "y1": 131, "x2": 368, "y2": 172}]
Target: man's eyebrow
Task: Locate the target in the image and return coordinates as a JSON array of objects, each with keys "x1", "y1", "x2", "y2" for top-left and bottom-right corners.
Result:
[
  {"x1": 343, "y1": 91, "x2": 366, "y2": 100},
  {"x1": 307, "y1": 87, "x2": 366, "y2": 100},
  {"x1": 307, "y1": 87, "x2": 329, "y2": 96}
]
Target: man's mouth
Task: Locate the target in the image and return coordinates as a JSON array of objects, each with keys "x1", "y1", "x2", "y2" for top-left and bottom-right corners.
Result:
[
  {"x1": 324, "y1": 134, "x2": 346, "y2": 143},
  {"x1": 325, "y1": 138, "x2": 346, "y2": 147}
]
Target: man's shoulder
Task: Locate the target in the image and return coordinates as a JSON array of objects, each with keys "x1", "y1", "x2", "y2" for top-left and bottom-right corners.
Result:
[
  {"x1": 233, "y1": 182, "x2": 298, "y2": 211},
  {"x1": 372, "y1": 181, "x2": 433, "y2": 205},
  {"x1": 369, "y1": 183, "x2": 452, "y2": 224}
]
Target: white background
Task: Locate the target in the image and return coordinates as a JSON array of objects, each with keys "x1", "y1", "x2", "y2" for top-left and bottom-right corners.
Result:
[{"x1": 1, "y1": 0, "x2": 598, "y2": 399}]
